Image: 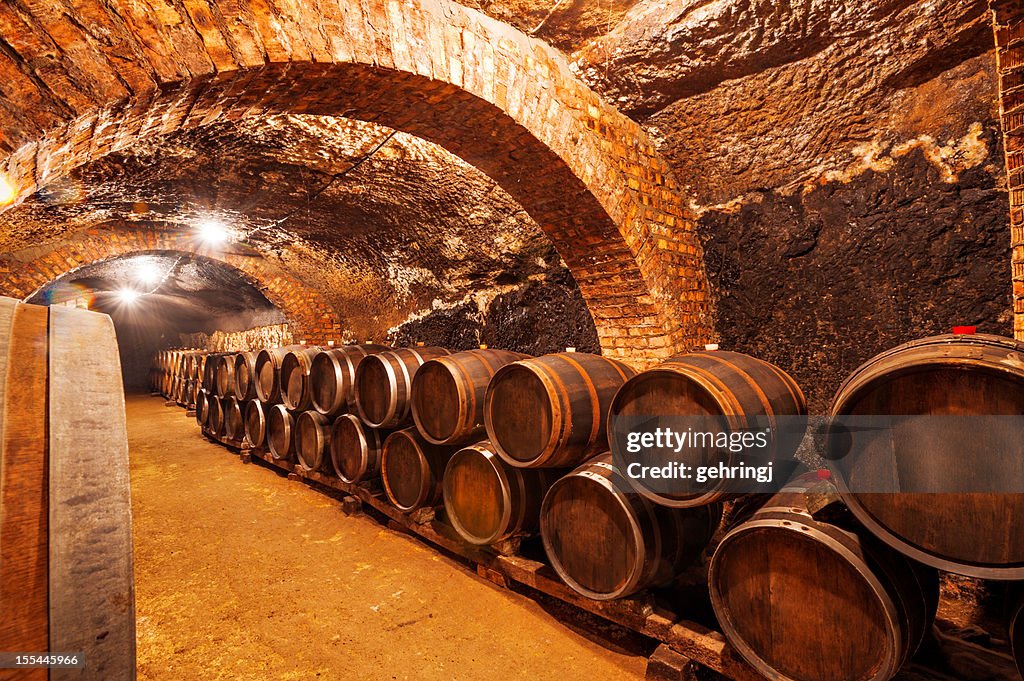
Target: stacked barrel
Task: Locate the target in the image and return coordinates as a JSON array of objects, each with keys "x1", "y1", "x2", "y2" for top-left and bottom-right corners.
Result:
[
  {"x1": 151, "y1": 348, "x2": 206, "y2": 407},
  {"x1": 153, "y1": 333, "x2": 1024, "y2": 681}
]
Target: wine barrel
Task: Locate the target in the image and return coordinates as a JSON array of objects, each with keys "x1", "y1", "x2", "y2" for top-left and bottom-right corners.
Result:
[
  {"x1": 443, "y1": 440, "x2": 559, "y2": 545},
  {"x1": 279, "y1": 346, "x2": 321, "y2": 411},
  {"x1": 222, "y1": 396, "x2": 244, "y2": 441},
  {"x1": 412, "y1": 349, "x2": 530, "y2": 446},
  {"x1": 311, "y1": 344, "x2": 390, "y2": 416},
  {"x1": 0, "y1": 299, "x2": 135, "y2": 679},
  {"x1": 266, "y1": 404, "x2": 295, "y2": 461},
  {"x1": 540, "y1": 453, "x2": 721, "y2": 600},
  {"x1": 608, "y1": 350, "x2": 806, "y2": 507},
  {"x1": 244, "y1": 399, "x2": 267, "y2": 449},
  {"x1": 709, "y1": 476, "x2": 939, "y2": 681},
  {"x1": 233, "y1": 351, "x2": 258, "y2": 401},
  {"x1": 207, "y1": 394, "x2": 224, "y2": 436},
  {"x1": 381, "y1": 428, "x2": 456, "y2": 512},
  {"x1": 255, "y1": 345, "x2": 300, "y2": 403},
  {"x1": 485, "y1": 353, "x2": 636, "y2": 469},
  {"x1": 215, "y1": 353, "x2": 236, "y2": 397},
  {"x1": 196, "y1": 389, "x2": 210, "y2": 429},
  {"x1": 202, "y1": 351, "x2": 221, "y2": 392},
  {"x1": 330, "y1": 414, "x2": 384, "y2": 484},
  {"x1": 295, "y1": 411, "x2": 331, "y2": 472},
  {"x1": 829, "y1": 333, "x2": 1024, "y2": 579},
  {"x1": 355, "y1": 347, "x2": 451, "y2": 429}
]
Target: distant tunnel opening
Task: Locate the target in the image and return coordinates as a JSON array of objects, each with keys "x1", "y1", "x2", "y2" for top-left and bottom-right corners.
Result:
[{"x1": 28, "y1": 252, "x2": 285, "y2": 390}]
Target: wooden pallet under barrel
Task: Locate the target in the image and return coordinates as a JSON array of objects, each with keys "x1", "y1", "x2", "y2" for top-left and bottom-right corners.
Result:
[{"x1": 198, "y1": 421, "x2": 1019, "y2": 681}]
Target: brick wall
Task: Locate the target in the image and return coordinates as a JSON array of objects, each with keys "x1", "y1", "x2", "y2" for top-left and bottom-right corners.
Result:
[
  {"x1": 993, "y1": 1, "x2": 1024, "y2": 339},
  {"x1": 0, "y1": 224, "x2": 340, "y2": 344},
  {"x1": 0, "y1": 0, "x2": 713, "y2": 366}
]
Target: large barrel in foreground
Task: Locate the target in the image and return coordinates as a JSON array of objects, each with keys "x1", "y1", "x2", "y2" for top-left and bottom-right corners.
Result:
[
  {"x1": 412, "y1": 349, "x2": 529, "y2": 446},
  {"x1": 608, "y1": 350, "x2": 806, "y2": 507},
  {"x1": 709, "y1": 477, "x2": 938, "y2": 681},
  {"x1": 540, "y1": 453, "x2": 720, "y2": 600},
  {"x1": 486, "y1": 353, "x2": 635, "y2": 469},
  {"x1": 0, "y1": 299, "x2": 135, "y2": 680},
  {"x1": 829, "y1": 333, "x2": 1024, "y2": 579},
  {"x1": 311, "y1": 344, "x2": 390, "y2": 416},
  {"x1": 381, "y1": 428, "x2": 456, "y2": 512},
  {"x1": 443, "y1": 441, "x2": 559, "y2": 545},
  {"x1": 295, "y1": 410, "x2": 331, "y2": 473},
  {"x1": 356, "y1": 347, "x2": 451, "y2": 429},
  {"x1": 330, "y1": 414, "x2": 384, "y2": 484}
]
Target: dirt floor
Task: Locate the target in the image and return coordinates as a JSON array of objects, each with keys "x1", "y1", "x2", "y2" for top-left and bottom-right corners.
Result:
[{"x1": 126, "y1": 395, "x2": 649, "y2": 681}]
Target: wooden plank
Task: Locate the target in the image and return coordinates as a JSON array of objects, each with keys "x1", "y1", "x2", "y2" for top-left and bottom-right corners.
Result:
[
  {"x1": 0, "y1": 300, "x2": 49, "y2": 681},
  {"x1": 48, "y1": 307, "x2": 135, "y2": 681}
]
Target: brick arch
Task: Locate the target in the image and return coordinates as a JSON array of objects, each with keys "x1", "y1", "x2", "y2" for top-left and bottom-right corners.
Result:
[
  {"x1": 0, "y1": 227, "x2": 341, "y2": 344},
  {"x1": 0, "y1": 0, "x2": 712, "y2": 364}
]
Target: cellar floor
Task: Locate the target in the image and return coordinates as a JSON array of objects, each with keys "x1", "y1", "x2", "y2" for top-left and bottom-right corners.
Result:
[{"x1": 125, "y1": 394, "x2": 649, "y2": 681}]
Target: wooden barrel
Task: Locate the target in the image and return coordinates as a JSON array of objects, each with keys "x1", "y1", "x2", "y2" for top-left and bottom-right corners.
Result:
[
  {"x1": 266, "y1": 404, "x2": 295, "y2": 461},
  {"x1": 311, "y1": 344, "x2": 390, "y2": 416},
  {"x1": 443, "y1": 440, "x2": 559, "y2": 545},
  {"x1": 330, "y1": 414, "x2": 384, "y2": 484},
  {"x1": 381, "y1": 428, "x2": 456, "y2": 512},
  {"x1": 485, "y1": 353, "x2": 636, "y2": 469},
  {"x1": 540, "y1": 453, "x2": 721, "y2": 600},
  {"x1": 254, "y1": 345, "x2": 300, "y2": 403},
  {"x1": 709, "y1": 476, "x2": 939, "y2": 681},
  {"x1": 412, "y1": 349, "x2": 530, "y2": 446},
  {"x1": 195, "y1": 389, "x2": 210, "y2": 428},
  {"x1": 355, "y1": 347, "x2": 451, "y2": 429},
  {"x1": 608, "y1": 350, "x2": 806, "y2": 507},
  {"x1": 233, "y1": 351, "x2": 258, "y2": 401},
  {"x1": 279, "y1": 346, "x2": 321, "y2": 411},
  {"x1": 829, "y1": 333, "x2": 1024, "y2": 579},
  {"x1": 295, "y1": 411, "x2": 331, "y2": 472},
  {"x1": 207, "y1": 394, "x2": 224, "y2": 436},
  {"x1": 202, "y1": 351, "x2": 221, "y2": 392},
  {"x1": 215, "y1": 353, "x2": 236, "y2": 397},
  {"x1": 244, "y1": 399, "x2": 267, "y2": 449},
  {"x1": 222, "y1": 396, "x2": 244, "y2": 441},
  {"x1": 0, "y1": 299, "x2": 135, "y2": 678}
]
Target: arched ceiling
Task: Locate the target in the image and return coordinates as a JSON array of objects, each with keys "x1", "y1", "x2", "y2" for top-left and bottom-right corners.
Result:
[
  {"x1": 30, "y1": 253, "x2": 284, "y2": 334},
  {"x1": 1, "y1": 114, "x2": 565, "y2": 338}
]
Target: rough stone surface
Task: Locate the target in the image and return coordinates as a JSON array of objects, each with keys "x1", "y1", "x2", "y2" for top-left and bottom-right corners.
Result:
[
  {"x1": 389, "y1": 271, "x2": 600, "y2": 355},
  {"x1": 569, "y1": 0, "x2": 1011, "y2": 409}
]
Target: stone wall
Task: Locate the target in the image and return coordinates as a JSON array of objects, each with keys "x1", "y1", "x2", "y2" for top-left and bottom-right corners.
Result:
[{"x1": 179, "y1": 324, "x2": 293, "y2": 353}]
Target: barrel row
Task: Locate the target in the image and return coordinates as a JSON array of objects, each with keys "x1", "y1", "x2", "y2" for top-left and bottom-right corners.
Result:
[{"x1": 167, "y1": 334, "x2": 1024, "y2": 681}]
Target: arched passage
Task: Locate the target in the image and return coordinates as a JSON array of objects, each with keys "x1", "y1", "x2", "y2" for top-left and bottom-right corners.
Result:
[
  {"x1": 0, "y1": 0, "x2": 711, "y2": 364},
  {"x1": 0, "y1": 226, "x2": 340, "y2": 343}
]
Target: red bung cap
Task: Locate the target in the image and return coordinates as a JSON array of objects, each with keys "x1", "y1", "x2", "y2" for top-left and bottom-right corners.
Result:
[{"x1": 952, "y1": 326, "x2": 977, "y2": 335}]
